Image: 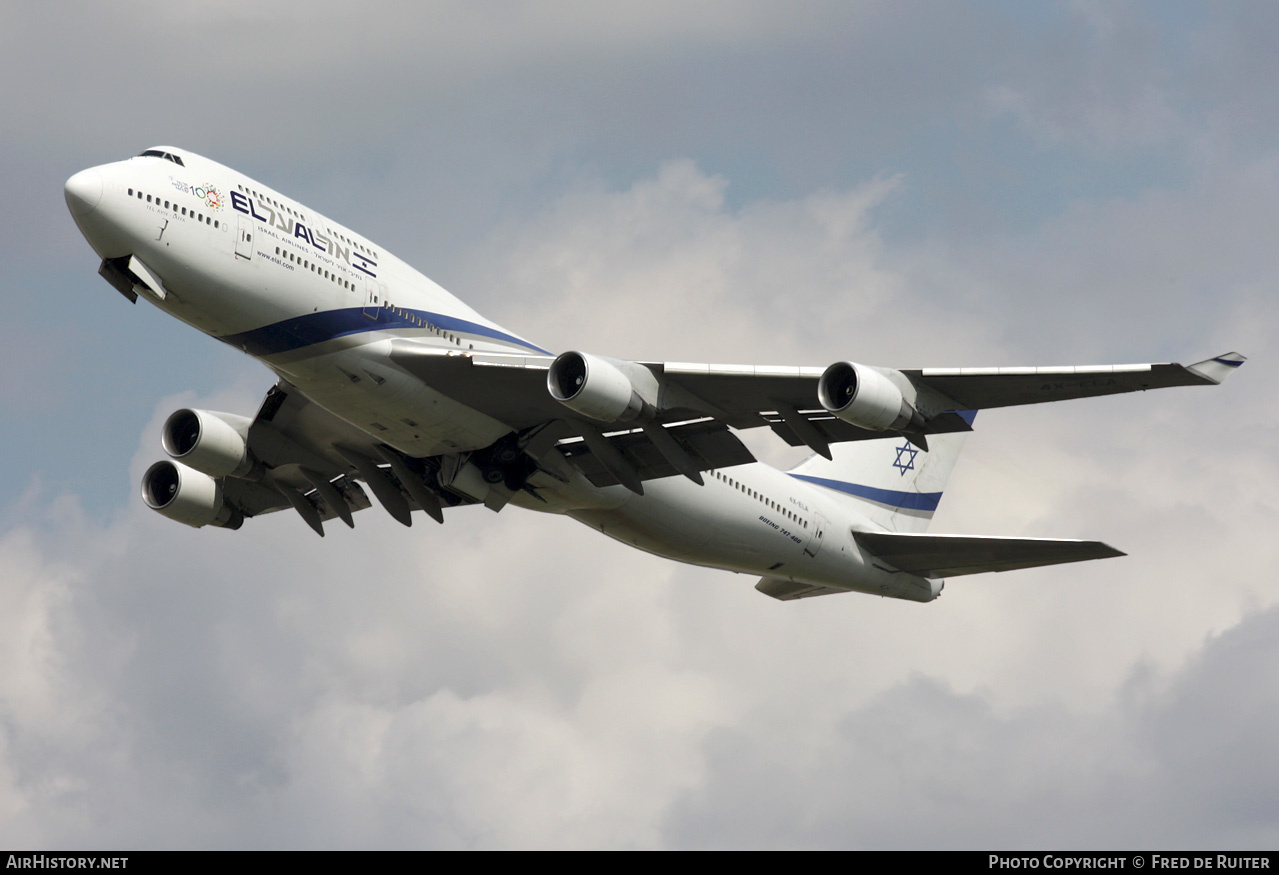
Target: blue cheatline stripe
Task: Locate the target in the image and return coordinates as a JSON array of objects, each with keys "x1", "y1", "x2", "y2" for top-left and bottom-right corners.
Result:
[
  {"x1": 788, "y1": 473, "x2": 942, "y2": 512},
  {"x1": 217, "y1": 307, "x2": 551, "y2": 357}
]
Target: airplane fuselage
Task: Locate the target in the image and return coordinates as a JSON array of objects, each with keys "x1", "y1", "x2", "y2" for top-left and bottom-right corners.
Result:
[{"x1": 67, "y1": 148, "x2": 941, "y2": 603}]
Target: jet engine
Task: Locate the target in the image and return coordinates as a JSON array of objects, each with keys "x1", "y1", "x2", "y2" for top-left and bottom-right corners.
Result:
[
  {"x1": 817, "y1": 361, "x2": 921, "y2": 431},
  {"x1": 548, "y1": 351, "x2": 652, "y2": 422},
  {"x1": 161, "y1": 408, "x2": 259, "y2": 479},
  {"x1": 141, "y1": 460, "x2": 244, "y2": 529}
]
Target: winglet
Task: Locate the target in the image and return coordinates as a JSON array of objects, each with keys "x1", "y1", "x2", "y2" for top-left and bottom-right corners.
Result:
[{"x1": 1188, "y1": 352, "x2": 1247, "y2": 384}]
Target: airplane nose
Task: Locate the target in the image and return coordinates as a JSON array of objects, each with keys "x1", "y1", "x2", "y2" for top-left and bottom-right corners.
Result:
[{"x1": 65, "y1": 168, "x2": 103, "y2": 216}]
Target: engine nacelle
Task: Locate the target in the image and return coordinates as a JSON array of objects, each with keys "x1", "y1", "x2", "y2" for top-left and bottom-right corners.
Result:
[
  {"x1": 141, "y1": 460, "x2": 244, "y2": 529},
  {"x1": 161, "y1": 408, "x2": 259, "y2": 479},
  {"x1": 817, "y1": 361, "x2": 919, "y2": 431},
  {"x1": 548, "y1": 351, "x2": 651, "y2": 422}
]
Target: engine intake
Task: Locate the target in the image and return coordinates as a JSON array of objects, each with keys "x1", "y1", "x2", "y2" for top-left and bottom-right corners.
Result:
[
  {"x1": 548, "y1": 351, "x2": 650, "y2": 422},
  {"x1": 817, "y1": 361, "x2": 919, "y2": 431},
  {"x1": 142, "y1": 460, "x2": 243, "y2": 529},
  {"x1": 161, "y1": 408, "x2": 259, "y2": 478}
]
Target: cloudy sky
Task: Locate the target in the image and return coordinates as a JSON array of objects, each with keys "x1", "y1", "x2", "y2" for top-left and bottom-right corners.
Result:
[{"x1": 3, "y1": 0, "x2": 1277, "y2": 850}]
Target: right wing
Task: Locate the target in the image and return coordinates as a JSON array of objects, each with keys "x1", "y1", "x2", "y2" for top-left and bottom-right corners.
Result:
[{"x1": 180, "y1": 383, "x2": 478, "y2": 535}]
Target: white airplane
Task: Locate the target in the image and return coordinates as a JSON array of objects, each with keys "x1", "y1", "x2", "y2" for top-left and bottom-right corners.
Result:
[{"x1": 64, "y1": 146, "x2": 1244, "y2": 603}]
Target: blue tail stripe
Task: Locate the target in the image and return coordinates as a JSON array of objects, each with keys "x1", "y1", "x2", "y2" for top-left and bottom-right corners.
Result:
[{"x1": 789, "y1": 473, "x2": 942, "y2": 512}]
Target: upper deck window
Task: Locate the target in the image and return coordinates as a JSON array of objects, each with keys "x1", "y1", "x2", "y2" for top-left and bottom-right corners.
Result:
[{"x1": 138, "y1": 149, "x2": 185, "y2": 167}]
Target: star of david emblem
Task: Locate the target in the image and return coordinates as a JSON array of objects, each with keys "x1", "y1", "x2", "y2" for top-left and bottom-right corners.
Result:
[{"x1": 892, "y1": 442, "x2": 918, "y2": 477}]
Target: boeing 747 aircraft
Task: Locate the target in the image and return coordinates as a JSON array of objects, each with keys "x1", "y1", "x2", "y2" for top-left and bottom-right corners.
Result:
[{"x1": 64, "y1": 147, "x2": 1244, "y2": 603}]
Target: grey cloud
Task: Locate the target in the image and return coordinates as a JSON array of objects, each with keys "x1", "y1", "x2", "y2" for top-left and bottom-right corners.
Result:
[{"x1": 667, "y1": 607, "x2": 1279, "y2": 849}]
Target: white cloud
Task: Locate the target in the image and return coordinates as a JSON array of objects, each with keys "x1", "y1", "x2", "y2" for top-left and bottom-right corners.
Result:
[
  {"x1": 480, "y1": 159, "x2": 916, "y2": 364},
  {"x1": 668, "y1": 609, "x2": 1279, "y2": 850}
]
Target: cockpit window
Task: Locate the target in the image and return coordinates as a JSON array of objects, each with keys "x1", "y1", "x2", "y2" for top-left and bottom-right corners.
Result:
[{"x1": 137, "y1": 149, "x2": 185, "y2": 167}]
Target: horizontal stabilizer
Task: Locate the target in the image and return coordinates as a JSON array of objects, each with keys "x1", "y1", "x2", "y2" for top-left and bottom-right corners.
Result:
[{"x1": 852, "y1": 531, "x2": 1125, "y2": 578}]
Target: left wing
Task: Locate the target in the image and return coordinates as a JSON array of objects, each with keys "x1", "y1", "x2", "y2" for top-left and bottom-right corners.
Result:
[{"x1": 150, "y1": 384, "x2": 471, "y2": 536}]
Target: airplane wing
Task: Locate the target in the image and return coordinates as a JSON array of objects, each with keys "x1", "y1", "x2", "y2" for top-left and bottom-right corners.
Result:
[
  {"x1": 197, "y1": 383, "x2": 466, "y2": 534},
  {"x1": 656, "y1": 351, "x2": 1245, "y2": 421},
  {"x1": 210, "y1": 348, "x2": 1242, "y2": 534},
  {"x1": 388, "y1": 342, "x2": 1244, "y2": 457}
]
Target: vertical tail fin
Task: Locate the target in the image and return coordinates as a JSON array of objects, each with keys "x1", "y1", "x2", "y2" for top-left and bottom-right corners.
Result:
[{"x1": 787, "y1": 412, "x2": 975, "y2": 533}]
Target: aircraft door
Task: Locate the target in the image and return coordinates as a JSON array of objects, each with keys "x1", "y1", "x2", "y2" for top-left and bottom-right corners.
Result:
[
  {"x1": 235, "y1": 217, "x2": 254, "y2": 260},
  {"x1": 804, "y1": 512, "x2": 829, "y2": 557},
  {"x1": 363, "y1": 279, "x2": 381, "y2": 319}
]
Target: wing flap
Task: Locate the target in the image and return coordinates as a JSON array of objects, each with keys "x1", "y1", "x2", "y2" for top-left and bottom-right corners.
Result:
[
  {"x1": 762, "y1": 407, "x2": 974, "y2": 449},
  {"x1": 853, "y1": 531, "x2": 1125, "y2": 578},
  {"x1": 558, "y1": 420, "x2": 755, "y2": 488}
]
